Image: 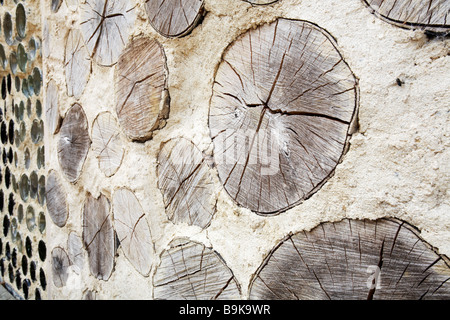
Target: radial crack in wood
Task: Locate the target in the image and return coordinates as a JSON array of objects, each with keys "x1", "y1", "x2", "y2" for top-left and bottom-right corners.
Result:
[
  {"x1": 45, "y1": 80, "x2": 62, "y2": 135},
  {"x1": 157, "y1": 138, "x2": 217, "y2": 229},
  {"x1": 209, "y1": 19, "x2": 358, "y2": 215},
  {"x1": 65, "y1": 27, "x2": 91, "y2": 100},
  {"x1": 51, "y1": 247, "x2": 70, "y2": 288},
  {"x1": 112, "y1": 188, "x2": 154, "y2": 276},
  {"x1": 92, "y1": 112, "x2": 125, "y2": 177},
  {"x1": 249, "y1": 218, "x2": 450, "y2": 300},
  {"x1": 46, "y1": 170, "x2": 68, "y2": 228},
  {"x1": 57, "y1": 103, "x2": 91, "y2": 183},
  {"x1": 145, "y1": 0, "x2": 205, "y2": 38},
  {"x1": 83, "y1": 193, "x2": 115, "y2": 280},
  {"x1": 363, "y1": 0, "x2": 450, "y2": 34},
  {"x1": 115, "y1": 37, "x2": 169, "y2": 141},
  {"x1": 153, "y1": 239, "x2": 241, "y2": 300},
  {"x1": 80, "y1": 0, "x2": 136, "y2": 66}
]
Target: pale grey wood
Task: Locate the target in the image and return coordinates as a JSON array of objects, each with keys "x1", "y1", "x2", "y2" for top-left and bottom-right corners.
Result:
[
  {"x1": 43, "y1": 21, "x2": 50, "y2": 58},
  {"x1": 157, "y1": 138, "x2": 216, "y2": 229},
  {"x1": 115, "y1": 37, "x2": 169, "y2": 141},
  {"x1": 209, "y1": 19, "x2": 358, "y2": 215},
  {"x1": 80, "y1": 0, "x2": 136, "y2": 66},
  {"x1": 83, "y1": 290, "x2": 99, "y2": 300},
  {"x1": 249, "y1": 218, "x2": 450, "y2": 300},
  {"x1": 45, "y1": 80, "x2": 62, "y2": 135},
  {"x1": 46, "y1": 170, "x2": 68, "y2": 228},
  {"x1": 145, "y1": 0, "x2": 205, "y2": 38},
  {"x1": 51, "y1": 247, "x2": 70, "y2": 288},
  {"x1": 83, "y1": 193, "x2": 115, "y2": 280},
  {"x1": 363, "y1": 0, "x2": 450, "y2": 33},
  {"x1": 112, "y1": 188, "x2": 153, "y2": 276},
  {"x1": 66, "y1": 0, "x2": 79, "y2": 11},
  {"x1": 65, "y1": 27, "x2": 91, "y2": 100},
  {"x1": 154, "y1": 239, "x2": 241, "y2": 300},
  {"x1": 0, "y1": 285, "x2": 15, "y2": 300},
  {"x1": 57, "y1": 103, "x2": 91, "y2": 183},
  {"x1": 92, "y1": 112, "x2": 124, "y2": 177},
  {"x1": 68, "y1": 231, "x2": 84, "y2": 275}
]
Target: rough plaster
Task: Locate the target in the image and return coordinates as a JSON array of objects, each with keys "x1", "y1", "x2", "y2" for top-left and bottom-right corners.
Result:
[{"x1": 43, "y1": 0, "x2": 449, "y2": 299}]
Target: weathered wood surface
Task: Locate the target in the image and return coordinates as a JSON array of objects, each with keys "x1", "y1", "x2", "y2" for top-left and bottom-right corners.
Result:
[
  {"x1": 83, "y1": 193, "x2": 115, "y2": 280},
  {"x1": 65, "y1": 27, "x2": 91, "y2": 100},
  {"x1": 153, "y1": 239, "x2": 241, "y2": 300},
  {"x1": 51, "y1": 247, "x2": 70, "y2": 288},
  {"x1": 46, "y1": 170, "x2": 68, "y2": 228},
  {"x1": 249, "y1": 218, "x2": 450, "y2": 300},
  {"x1": 51, "y1": 0, "x2": 63, "y2": 13},
  {"x1": 80, "y1": 0, "x2": 136, "y2": 66},
  {"x1": 112, "y1": 188, "x2": 153, "y2": 276},
  {"x1": 45, "y1": 80, "x2": 62, "y2": 135},
  {"x1": 115, "y1": 37, "x2": 169, "y2": 141},
  {"x1": 68, "y1": 231, "x2": 84, "y2": 275},
  {"x1": 363, "y1": 0, "x2": 450, "y2": 33},
  {"x1": 157, "y1": 138, "x2": 216, "y2": 229},
  {"x1": 209, "y1": 19, "x2": 358, "y2": 215},
  {"x1": 92, "y1": 112, "x2": 124, "y2": 177},
  {"x1": 66, "y1": 0, "x2": 79, "y2": 11},
  {"x1": 57, "y1": 103, "x2": 91, "y2": 183},
  {"x1": 145, "y1": 0, "x2": 205, "y2": 38}
]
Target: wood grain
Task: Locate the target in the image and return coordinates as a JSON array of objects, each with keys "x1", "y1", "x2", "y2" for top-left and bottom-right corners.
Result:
[
  {"x1": 51, "y1": 247, "x2": 70, "y2": 288},
  {"x1": 80, "y1": 0, "x2": 136, "y2": 66},
  {"x1": 153, "y1": 239, "x2": 241, "y2": 300},
  {"x1": 57, "y1": 103, "x2": 91, "y2": 183},
  {"x1": 115, "y1": 37, "x2": 169, "y2": 141},
  {"x1": 145, "y1": 0, "x2": 205, "y2": 38},
  {"x1": 249, "y1": 218, "x2": 450, "y2": 300},
  {"x1": 45, "y1": 80, "x2": 62, "y2": 135},
  {"x1": 83, "y1": 193, "x2": 115, "y2": 280},
  {"x1": 46, "y1": 170, "x2": 68, "y2": 228},
  {"x1": 92, "y1": 112, "x2": 124, "y2": 177},
  {"x1": 157, "y1": 138, "x2": 216, "y2": 229},
  {"x1": 209, "y1": 19, "x2": 358, "y2": 215},
  {"x1": 68, "y1": 231, "x2": 84, "y2": 275},
  {"x1": 112, "y1": 188, "x2": 154, "y2": 276},
  {"x1": 65, "y1": 27, "x2": 91, "y2": 99},
  {"x1": 363, "y1": 0, "x2": 450, "y2": 33}
]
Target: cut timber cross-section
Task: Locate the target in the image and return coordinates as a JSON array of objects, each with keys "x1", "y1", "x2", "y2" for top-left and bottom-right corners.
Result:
[
  {"x1": 115, "y1": 37, "x2": 169, "y2": 142},
  {"x1": 65, "y1": 27, "x2": 91, "y2": 100},
  {"x1": 46, "y1": 170, "x2": 68, "y2": 228},
  {"x1": 92, "y1": 112, "x2": 125, "y2": 177},
  {"x1": 209, "y1": 19, "x2": 358, "y2": 215},
  {"x1": 57, "y1": 103, "x2": 91, "y2": 183},
  {"x1": 249, "y1": 218, "x2": 450, "y2": 300},
  {"x1": 153, "y1": 239, "x2": 241, "y2": 300},
  {"x1": 51, "y1": 247, "x2": 70, "y2": 288},
  {"x1": 83, "y1": 193, "x2": 115, "y2": 280},
  {"x1": 80, "y1": 0, "x2": 136, "y2": 66},
  {"x1": 112, "y1": 188, "x2": 154, "y2": 276},
  {"x1": 45, "y1": 80, "x2": 62, "y2": 135},
  {"x1": 68, "y1": 231, "x2": 84, "y2": 275},
  {"x1": 362, "y1": 0, "x2": 450, "y2": 34},
  {"x1": 157, "y1": 138, "x2": 217, "y2": 229},
  {"x1": 145, "y1": 0, "x2": 205, "y2": 38}
]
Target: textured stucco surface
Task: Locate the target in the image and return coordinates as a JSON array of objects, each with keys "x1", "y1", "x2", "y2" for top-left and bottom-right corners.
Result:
[{"x1": 44, "y1": 0, "x2": 449, "y2": 299}]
